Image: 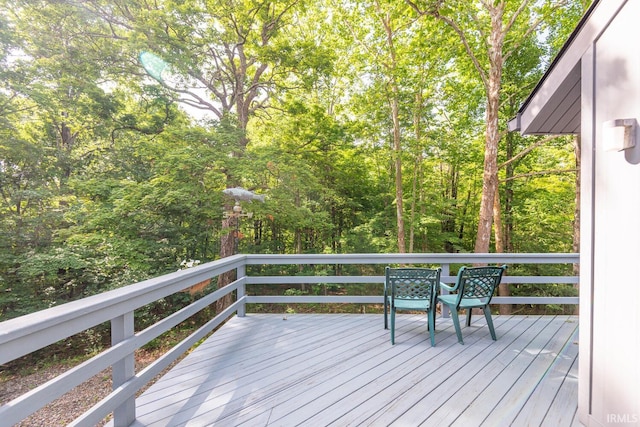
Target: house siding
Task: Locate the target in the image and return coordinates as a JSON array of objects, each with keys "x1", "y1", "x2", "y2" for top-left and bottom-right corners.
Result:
[{"x1": 586, "y1": 1, "x2": 640, "y2": 425}]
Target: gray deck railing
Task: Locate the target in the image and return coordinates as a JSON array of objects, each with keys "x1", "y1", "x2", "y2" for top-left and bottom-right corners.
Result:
[{"x1": 0, "y1": 253, "x2": 579, "y2": 427}]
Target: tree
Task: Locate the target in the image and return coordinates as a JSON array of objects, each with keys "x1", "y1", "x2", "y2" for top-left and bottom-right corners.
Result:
[
  {"x1": 74, "y1": 0, "x2": 331, "y2": 309},
  {"x1": 374, "y1": 0, "x2": 409, "y2": 253},
  {"x1": 336, "y1": 0, "x2": 454, "y2": 253},
  {"x1": 407, "y1": 0, "x2": 579, "y2": 253}
]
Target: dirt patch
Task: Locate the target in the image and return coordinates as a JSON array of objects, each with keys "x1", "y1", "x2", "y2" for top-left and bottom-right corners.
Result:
[{"x1": 0, "y1": 349, "x2": 178, "y2": 426}]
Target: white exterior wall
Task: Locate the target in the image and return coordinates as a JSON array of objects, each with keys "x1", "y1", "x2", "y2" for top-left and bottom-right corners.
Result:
[{"x1": 582, "y1": 1, "x2": 640, "y2": 425}]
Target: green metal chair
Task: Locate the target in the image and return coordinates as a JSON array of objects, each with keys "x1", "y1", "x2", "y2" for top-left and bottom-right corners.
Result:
[
  {"x1": 385, "y1": 267, "x2": 441, "y2": 346},
  {"x1": 438, "y1": 265, "x2": 507, "y2": 344}
]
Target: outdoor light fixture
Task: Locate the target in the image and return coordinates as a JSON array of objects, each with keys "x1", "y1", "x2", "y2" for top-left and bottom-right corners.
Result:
[{"x1": 603, "y1": 118, "x2": 638, "y2": 152}]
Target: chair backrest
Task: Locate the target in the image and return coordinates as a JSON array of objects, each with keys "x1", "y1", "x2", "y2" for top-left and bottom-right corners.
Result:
[
  {"x1": 454, "y1": 265, "x2": 507, "y2": 307},
  {"x1": 386, "y1": 267, "x2": 441, "y2": 307}
]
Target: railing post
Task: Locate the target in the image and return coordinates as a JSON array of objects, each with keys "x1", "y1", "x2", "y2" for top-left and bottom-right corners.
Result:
[
  {"x1": 237, "y1": 264, "x2": 246, "y2": 317},
  {"x1": 441, "y1": 263, "x2": 450, "y2": 318},
  {"x1": 111, "y1": 312, "x2": 136, "y2": 427}
]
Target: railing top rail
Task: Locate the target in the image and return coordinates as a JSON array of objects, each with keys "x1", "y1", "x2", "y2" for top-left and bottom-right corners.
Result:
[
  {"x1": 0, "y1": 255, "x2": 246, "y2": 349},
  {"x1": 243, "y1": 253, "x2": 579, "y2": 264}
]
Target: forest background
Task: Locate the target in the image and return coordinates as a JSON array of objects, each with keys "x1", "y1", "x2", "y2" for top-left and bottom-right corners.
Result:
[{"x1": 0, "y1": 0, "x2": 589, "y2": 330}]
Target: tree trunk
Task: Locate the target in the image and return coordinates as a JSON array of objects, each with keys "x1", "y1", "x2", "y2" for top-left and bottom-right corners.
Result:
[
  {"x1": 214, "y1": 15, "x2": 277, "y2": 313},
  {"x1": 409, "y1": 153, "x2": 422, "y2": 254},
  {"x1": 410, "y1": 92, "x2": 424, "y2": 254},
  {"x1": 443, "y1": 165, "x2": 459, "y2": 253},
  {"x1": 474, "y1": 5, "x2": 504, "y2": 254},
  {"x1": 494, "y1": 190, "x2": 512, "y2": 314},
  {"x1": 392, "y1": 95, "x2": 406, "y2": 253},
  {"x1": 216, "y1": 214, "x2": 238, "y2": 313},
  {"x1": 378, "y1": 5, "x2": 406, "y2": 253},
  {"x1": 504, "y1": 132, "x2": 515, "y2": 253},
  {"x1": 493, "y1": 190, "x2": 504, "y2": 254}
]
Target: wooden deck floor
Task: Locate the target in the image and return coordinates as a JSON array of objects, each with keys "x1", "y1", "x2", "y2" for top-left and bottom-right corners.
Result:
[{"x1": 126, "y1": 313, "x2": 580, "y2": 427}]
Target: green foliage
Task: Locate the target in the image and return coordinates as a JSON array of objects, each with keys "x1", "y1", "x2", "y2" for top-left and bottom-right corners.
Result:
[
  {"x1": 0, "y1": 0, "x2": 589, "y2": 325},
  {"x1": 284, "y1": 288, "x2": 308, "y2": 296}
]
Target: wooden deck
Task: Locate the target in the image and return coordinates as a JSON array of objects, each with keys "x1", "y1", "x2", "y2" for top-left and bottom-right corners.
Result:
[{"x1": 126, "y1": 313, "x2": 580, "y2": 427}]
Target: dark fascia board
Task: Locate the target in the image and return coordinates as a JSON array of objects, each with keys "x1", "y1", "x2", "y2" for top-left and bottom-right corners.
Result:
[{"x1": 509, "y1": 0, "x2": 601, "y2": 133}]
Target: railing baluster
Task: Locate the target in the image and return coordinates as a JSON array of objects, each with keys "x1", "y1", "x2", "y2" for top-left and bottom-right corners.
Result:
[
  {"x1": 441, "y1": 263, "x2": 450, "y2": 318},
  {"x1": 111, "y1": 312, "x2": 135, "y2": 427},
  {"x1": 237, "y1": 264, "x2": 246, "y2": 317}
]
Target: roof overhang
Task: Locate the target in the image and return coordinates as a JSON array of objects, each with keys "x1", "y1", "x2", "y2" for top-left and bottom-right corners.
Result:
[{"x1": 509, "y1": 0, "x2": 624, "y2": 135}]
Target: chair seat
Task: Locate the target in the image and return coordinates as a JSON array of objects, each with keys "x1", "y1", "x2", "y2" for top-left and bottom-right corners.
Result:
[
  {"x1": 458, "y1": 298, "x2": 489, "y2": 309},
  {"x1": 439, "y1": 294, "x2": 487, "y2": 309},
  {"x1": 438, "y1": 294, "x2": 456, "y2": 305},
  {"x1": 394, "y1": 298, "x2": 431, "y2": 311}
]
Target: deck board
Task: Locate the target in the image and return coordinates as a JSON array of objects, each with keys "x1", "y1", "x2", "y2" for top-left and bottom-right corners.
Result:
[
  {"x1": 126, "y1": 314, "x2": 580, "y2": 427},
  {"x1": 511, "y1": 325, "x2": 579, "y2": 426},
  {"x1": 332, "y1": 317, "x2": 518, "y2": 427},
  {"x1": 387, "y1": 316, "x2": 547, "y2": 427},
  {"x1": 472, "y1": 317, "x2": 578, "y2": 426}
]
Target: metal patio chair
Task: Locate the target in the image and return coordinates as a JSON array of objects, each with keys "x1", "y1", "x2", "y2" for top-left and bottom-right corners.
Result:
[
  {"x1": 438, "y1": 265, "x2": 507, "y2": 344},
  {"x1": 385, "y1": 267, "x2": 441, "y2": 346}
]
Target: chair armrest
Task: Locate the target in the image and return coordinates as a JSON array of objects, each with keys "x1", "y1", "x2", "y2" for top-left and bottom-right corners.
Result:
[{"x1": 440, "y1": 282, "x2": 457, "y2": 292}]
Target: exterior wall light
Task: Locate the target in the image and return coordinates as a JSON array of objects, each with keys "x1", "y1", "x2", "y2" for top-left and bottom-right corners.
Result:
[{"x1": 603, "y1": 118, "x2": 637, "y2": 151}]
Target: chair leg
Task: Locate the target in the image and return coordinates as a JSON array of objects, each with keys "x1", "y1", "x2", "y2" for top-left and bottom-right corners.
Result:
[
  {"x1": 466, "y1": 308, "x2": 472, "y2": 327},
  {"x1": 450, "y1": 309, "x2": 464, "y2": 345},
  {"x1": 483, "y1": 306, "x2": 497, "y2": 341},
  {"x1": 384, "y1": 298, "x2": 388, "y2": 330},
  {"x1": 390, "y1": 307, "x2": 396, "y2": 344},
  {"x1": 428, "y1": 310, "x2": 436, "y2": 347}
]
